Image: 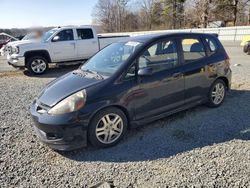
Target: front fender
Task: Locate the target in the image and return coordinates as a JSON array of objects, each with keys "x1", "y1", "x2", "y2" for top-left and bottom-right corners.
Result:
[{"x1": 79, "y1": 100, "x2": 132, "y2": 128}]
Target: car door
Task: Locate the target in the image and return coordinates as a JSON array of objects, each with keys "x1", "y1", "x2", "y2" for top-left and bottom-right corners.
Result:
[
  {"x1": 76, "y1": 28, "x2": 99, "y2": 59},
  {"x1": 180, "y1": 36, "x2": 210, "y2": 104},
  {"x1": 134, "y1": 38, "x2": 185, "y2": 120},
  {"x1": 50, "y1": 29, "x2": 77, "y2": 62}
]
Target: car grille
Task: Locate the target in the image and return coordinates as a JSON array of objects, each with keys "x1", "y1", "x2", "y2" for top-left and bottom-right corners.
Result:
[{"x1": 7, "y1": 46, "x2": 12, "y2": 55}]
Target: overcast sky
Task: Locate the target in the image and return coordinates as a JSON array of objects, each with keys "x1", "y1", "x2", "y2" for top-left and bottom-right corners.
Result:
[{"x1": 0, "y1": 0, "x2": 98, "y2": 28}]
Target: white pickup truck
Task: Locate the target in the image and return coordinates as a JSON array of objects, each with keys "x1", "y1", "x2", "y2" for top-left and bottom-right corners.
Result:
[{"x1": 7, "y1": 26, "x2": 130, "y2": 74}]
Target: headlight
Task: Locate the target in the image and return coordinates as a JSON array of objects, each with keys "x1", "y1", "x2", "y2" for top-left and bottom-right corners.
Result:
[
  {"x1": 48, "y1": 90, "x2": 87, "y2": 115},
  {"x1": 12, "y1": 46, "x2": 19, "y2": 54}
]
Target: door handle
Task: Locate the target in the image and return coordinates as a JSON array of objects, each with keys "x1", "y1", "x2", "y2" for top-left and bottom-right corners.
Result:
[{"x1": 172, "y1": 73, "x2": 183, "y2": 78}]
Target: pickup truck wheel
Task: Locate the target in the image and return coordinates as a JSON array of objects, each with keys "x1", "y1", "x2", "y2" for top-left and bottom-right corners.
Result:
[{"x1": 26, "y1": 56, "x2": 48, "y2": 75}]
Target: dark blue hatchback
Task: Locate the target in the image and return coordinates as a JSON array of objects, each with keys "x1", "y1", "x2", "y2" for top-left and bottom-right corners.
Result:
[{"x1": 30, "y1": 33, "x2": 232, "y2": 151}]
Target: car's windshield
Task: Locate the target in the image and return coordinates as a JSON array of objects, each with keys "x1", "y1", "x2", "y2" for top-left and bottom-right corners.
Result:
[
  {"x1": 42, "y1": 29, "x2": 58, "y2": 42},
  {"x1": 81, "y1": 41, "x2": 142, "y2": 76},
  {"x1": 22, "y1": 34, "x2": 32, "y2": 40}
]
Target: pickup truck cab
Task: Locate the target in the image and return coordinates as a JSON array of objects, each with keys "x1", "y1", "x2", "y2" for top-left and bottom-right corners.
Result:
[{"x1": 7, "y1": 26, "x2": 130, "y2": 74}]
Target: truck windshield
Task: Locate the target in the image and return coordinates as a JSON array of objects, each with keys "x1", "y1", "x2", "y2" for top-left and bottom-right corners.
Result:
[
  {"x1": 42, "y1": 29, "x2": 58, "y2": 42},
  {"x1": 81, "y1": 41, "x2": 142, "y2": 76}
]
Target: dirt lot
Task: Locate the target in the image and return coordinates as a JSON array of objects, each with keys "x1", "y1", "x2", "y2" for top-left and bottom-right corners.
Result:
[{"x1": 0, "y1": 42, "x2": 250, "y2": 187}]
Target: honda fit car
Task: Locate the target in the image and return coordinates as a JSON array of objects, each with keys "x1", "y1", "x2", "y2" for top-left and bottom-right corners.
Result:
[{"x1": 30, "y1": 33, "x2": 232, "y2": 151}]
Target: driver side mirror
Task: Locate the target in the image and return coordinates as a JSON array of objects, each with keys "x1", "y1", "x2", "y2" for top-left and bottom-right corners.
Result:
[
  {"x1": 138, "y1": 67, "x2": 153, "y2": 76},
  {"x1": 52, "y1": 36, "x2": 60, "y2": 42}
]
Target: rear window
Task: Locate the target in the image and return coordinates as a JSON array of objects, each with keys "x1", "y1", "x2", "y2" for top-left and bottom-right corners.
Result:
[
  {"x1": 181, "y1": 38, "x2": 206, "y2": 63},
  {"x1": 205, "y1": 37, "x2": 218, "y2": 53},
  {"x1": 77, "y1": 29, "x2": 94, "y2": 40}
]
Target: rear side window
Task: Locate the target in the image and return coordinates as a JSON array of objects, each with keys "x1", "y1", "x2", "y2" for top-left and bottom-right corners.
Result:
[
  {"x1": 205, "y1": 37, "x2": 218, "y2": 53},
  {"x1": 77, "y1": 29, "x2": 94, "y2": 40},
  {"x1": 181, "y1": 38, "x2": 206, "y2": 63}
]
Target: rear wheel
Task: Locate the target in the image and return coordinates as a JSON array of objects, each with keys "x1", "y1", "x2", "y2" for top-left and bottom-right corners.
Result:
[
  {"x1": 207, "y1": 79, "x2": 226, "y2": 108},
  {"x1": 26, "y1": 56, "x2": 48, "y2": 75},
  {"x1": 88, "y1": 107, "x2": 127, "y2": 148}
]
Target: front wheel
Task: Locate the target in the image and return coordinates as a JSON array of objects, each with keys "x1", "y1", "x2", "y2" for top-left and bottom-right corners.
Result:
[
  {"x1": 88, "y1": 107, "x2": 128, "y2": 148},
  {"x1": 207, "y1": 79, "x2": 226, "y2": 108},
  {"x1": 26, "y1": 56, "x2": 48, "y2": 75}
]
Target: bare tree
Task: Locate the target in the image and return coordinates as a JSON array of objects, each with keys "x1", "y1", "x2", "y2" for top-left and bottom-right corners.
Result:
[
  {"x1": 92, "y1": 0, "x2": 250, "y2": 32},
  {"x1": 190, "y1": 0, "x2": 215, "y2": 28},
  {"x1": 213, "y1": 0, "x2": 250, "y2": 26},
  {"x1": 232, "y1": 0, "x2": 250, "y2": 26},
  {"x1": 117, "y1": 0, "x2": 130, "y2": 31},
  {"x1": 92, "y1": 0, "x2": 115, "y2": 32},
  {"x1": 93, "y1": 0, "x2": 131, "y2": 32},
  {"x1": 139, "y1": 0, "x2": 155, "y2": 30},
  {"x1": 162, "y1": 0, "x2": 186, "y2": 29}
]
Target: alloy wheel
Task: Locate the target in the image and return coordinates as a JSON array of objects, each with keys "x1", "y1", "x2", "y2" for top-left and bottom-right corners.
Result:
[
  {"x1": 211, "y1": 82, "x2": 225, "y2": 105},
  {"x1": 95, "y1": 113, "x2": 124, "y2": 144},
  {"x1": 31, "y1": 59, "x2": 47, "y2": 73}
]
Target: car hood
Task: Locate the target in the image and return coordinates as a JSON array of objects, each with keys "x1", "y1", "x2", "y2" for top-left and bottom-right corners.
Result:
[
  {"x1": 38, "y1": 69, "x2": 105, "y2": 107},
  {"x1": 7, "y1": 39, "x2": 37, "y2": 47}
]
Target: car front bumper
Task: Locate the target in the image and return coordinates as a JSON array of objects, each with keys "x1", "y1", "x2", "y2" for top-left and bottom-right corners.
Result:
[
  {"x1": 7, "y1": 54, "x2": 25, "y2": 67},
  {"x1": 30, "y1": 102, "x2": 88, "y2": 151}
]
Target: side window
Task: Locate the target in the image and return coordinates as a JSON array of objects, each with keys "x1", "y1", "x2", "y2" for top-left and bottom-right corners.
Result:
[
  {"x1": 138, "y1": 39, "x2": 178, "y2": 73},
  {"x1": 77, "y1": 29, "x2": 94, "y2": 40},
  {"x1": 205, "y1": 37, "x2": 218, "y2": 53},
  {"x1": 53, "y1": 29, "x2": 74, "y2": 42},
  {"x1": 182, "y1": 38, "x2": 206, "y2": 63}
]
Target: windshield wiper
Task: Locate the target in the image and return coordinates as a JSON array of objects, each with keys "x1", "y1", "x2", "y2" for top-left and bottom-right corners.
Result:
[{"x1": 84, "y1": 69, "x2": 104, "y2": 80}]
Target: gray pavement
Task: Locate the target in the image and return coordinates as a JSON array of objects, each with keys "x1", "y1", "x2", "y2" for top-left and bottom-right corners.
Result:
[{"x1": 0, "y1": 56, "x2": 17, "y2": 72}]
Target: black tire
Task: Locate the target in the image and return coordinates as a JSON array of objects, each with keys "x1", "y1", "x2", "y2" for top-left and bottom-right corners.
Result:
[
  {"x1": 207, "y1": 79, "x2": 226, "y2": 108},
  {"x1": 26, "y1": 56, "x2": 48, "y2": 75},
  {"x1": 247, "y1": 47, "x2": 250, "y2": 55},
  {"x1": 88, "y1": 107, "x2": 128, "y2": 148}
]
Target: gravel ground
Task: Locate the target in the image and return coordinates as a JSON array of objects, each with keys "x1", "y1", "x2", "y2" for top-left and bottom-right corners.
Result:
[
  {"x1": 0, "y1": 42, "x2": 250, "y2": 187},
  {"x1": 0, "y1": 56, "x2": 16, "y2": 72}
]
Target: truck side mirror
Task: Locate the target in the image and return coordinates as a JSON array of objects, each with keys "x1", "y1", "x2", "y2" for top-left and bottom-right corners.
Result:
[{"x1": 52, "y1": 36, "x2": 60, "y2": 42}]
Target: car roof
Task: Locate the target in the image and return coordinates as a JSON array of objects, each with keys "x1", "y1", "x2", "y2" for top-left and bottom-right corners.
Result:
[
  {"x1": 57, "y1": 25, "x2": 94, "y2": 29},
  {"x1": 128, "y1": 32, "x2": 217, "y2": 43}
]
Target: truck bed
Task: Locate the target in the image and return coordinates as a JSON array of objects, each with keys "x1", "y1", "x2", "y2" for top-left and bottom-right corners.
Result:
[{"x1": 98, "y1": 35, "x2": 130, "y2": 50}]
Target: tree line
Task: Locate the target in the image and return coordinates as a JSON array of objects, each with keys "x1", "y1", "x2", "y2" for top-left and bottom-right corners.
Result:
[{"x1": 92, "y1": 0, "x2": 250, "y2": 32}]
